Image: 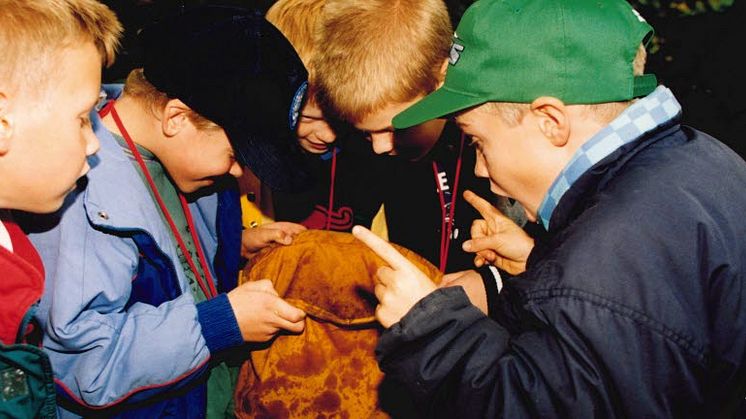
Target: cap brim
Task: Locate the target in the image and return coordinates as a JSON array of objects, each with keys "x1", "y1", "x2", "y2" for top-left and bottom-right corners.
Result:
[
  {"x1": 392, "y1": 87, "x2": 489, "y2": 129},
  {"x1": 226, "y1": 125, "x2": 314, "y2": 193}
]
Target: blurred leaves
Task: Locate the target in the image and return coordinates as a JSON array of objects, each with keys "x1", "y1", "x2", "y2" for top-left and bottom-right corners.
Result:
[{"x1": 630, "y1": 0, "x2": 734, "y2": 16}]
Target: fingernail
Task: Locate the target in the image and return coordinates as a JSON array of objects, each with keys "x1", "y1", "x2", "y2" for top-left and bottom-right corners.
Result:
[{"x1": 462, "y1": 241, "x2": 471, "y2": 251}]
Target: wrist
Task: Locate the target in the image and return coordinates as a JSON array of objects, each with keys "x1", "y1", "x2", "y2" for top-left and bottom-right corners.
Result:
[{"x1": 196, "y1": 294, "x2": 244, "y2": 352}]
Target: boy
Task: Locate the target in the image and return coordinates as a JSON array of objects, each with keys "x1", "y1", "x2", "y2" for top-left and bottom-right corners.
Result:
[
  {"x1": 24, "y1": 6, "x2": 309, "y2": 418},
  {"x1": 312, "y1": 0, "x2": 523, "y2": 281},
  {"x1": 260, "y1": 0, "x2": 388, "y2": 235},
  {"x1": 0, "y1": 1, "x2": 122, "y2": 417},
  {"x1": 355, "y1": 0, "x2": 746, "y2": 416}
]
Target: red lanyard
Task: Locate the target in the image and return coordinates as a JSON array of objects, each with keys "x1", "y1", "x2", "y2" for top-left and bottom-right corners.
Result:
[
  {"x1": 99, "y1": 101, "x2": 217, "y2": 299},
  {"x1": 431, "y1": 133, "x2": 466, "y2": 273},
  {"x1": 326, "y1": 147, "x2": 338, "y2": 231}
]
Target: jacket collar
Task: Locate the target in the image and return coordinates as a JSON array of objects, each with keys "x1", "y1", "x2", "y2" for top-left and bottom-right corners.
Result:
[
  {"x1": 538, "y1": 86, "x2": 682, "y2": 230},
  {"x1": 83, "y1": 86, "x2": 164, "y2": 232},
  {"x1": 546, "y1": 116, "x2": 684, "y2": 235}
]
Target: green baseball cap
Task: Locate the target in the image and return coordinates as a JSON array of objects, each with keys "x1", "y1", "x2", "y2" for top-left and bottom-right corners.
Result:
[{"x1": 393, "y1": 0, "x2": 658, "y2": 129}]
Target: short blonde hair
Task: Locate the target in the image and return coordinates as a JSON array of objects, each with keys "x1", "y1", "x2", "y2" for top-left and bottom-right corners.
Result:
[
  {"x1": 122, "y1": 68, "x2": 218, "y2": 130},
  {"x1": 313, "y1": 0, "x2": 452, "y2": 124},
  {"x1": 265, "y1": 0, "x2": 325, "y2": 102},
  {"x1": 487, "y1": 45, "x2": 649, "y2": 125},
  {"x1": 266, "y1": 0, "x2": 324, "y2": 75},
  {"x1": 0, "y1": 0, "x2": 122, "y2": 96}
]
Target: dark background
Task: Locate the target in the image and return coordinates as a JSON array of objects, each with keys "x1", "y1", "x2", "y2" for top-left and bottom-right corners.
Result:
[{"x1": 100, "y1": 0, "x2": 745, "y2": 159}]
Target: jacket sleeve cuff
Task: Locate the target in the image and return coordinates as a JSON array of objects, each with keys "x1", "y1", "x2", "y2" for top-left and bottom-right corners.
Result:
[
  {"x1": 196, "y1": 293, "x2": 243, "y2": 354},
  {"x1": 477, "y1": 265, "x2": 502, "y2": 321}
]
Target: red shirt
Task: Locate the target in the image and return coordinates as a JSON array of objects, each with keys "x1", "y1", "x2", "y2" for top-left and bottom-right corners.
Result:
[{"x1": 0, "y1": 218, "x2": 45, "y2": 345}]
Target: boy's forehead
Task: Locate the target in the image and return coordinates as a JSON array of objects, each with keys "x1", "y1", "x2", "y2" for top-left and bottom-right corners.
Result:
[
  {"x1": 13, "y1": 41, "x2": 100, "y2": 106},
  {"x1": 355, "y1": 95, "x2": 427, "y2": 132},
  {"x1": 454, "y1": 108, "x2": 479, "y2": 126},
  {"x1": 354, "y1": 111, "x2": 394, "y2": 133}
]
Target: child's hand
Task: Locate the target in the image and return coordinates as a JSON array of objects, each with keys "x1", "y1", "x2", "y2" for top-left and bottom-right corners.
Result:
[
  {"x1": 352, "y1": 225, "x2": 437, "y2": 328},
  {"x1": 227, "y1": 279, "x2": 306, "y2": 342},
  {"x1": 241, "y1": 222, "x2": 306, "y2": 259},
  {"x1": 462, "y1": 190, "x2": 534, "y2": 275}
]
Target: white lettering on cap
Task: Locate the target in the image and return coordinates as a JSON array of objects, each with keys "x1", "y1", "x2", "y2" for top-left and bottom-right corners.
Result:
[{"x1": 449, "y1": 42, "x2": 464, "y2": 65}]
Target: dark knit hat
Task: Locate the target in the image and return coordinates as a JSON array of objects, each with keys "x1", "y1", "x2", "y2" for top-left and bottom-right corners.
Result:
[{"x1": 139, "y1": 5, "x2": 312, "y2": 192}]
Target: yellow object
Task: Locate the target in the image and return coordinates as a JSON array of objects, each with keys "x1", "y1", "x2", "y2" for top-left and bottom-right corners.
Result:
[
  {"x1": 240, "y1": 194, "x2": 274, "y2": 229},
  {"x1": 369, "y1": 203, "x2": 388, "y2": 240},
  {"x1": 235, "y1": 230, "x2": 442, "y2": 418}
]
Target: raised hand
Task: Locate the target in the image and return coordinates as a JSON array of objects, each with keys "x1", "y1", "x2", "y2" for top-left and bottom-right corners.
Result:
[
  {"x1": 462, "y1": 190, "x2": 534, "y2": 275},
  {"x1": 352, "y1": 225, "x2": 437, "y2": 328}
]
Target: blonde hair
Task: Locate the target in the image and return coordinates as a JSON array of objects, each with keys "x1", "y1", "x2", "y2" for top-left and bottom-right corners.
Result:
[
  {"x1": 265, "y1": 0, "x2": 325, "y2": 103},
  {"x1": 487, "y1": 45, "x2": 649, "y2": 125},
  {"x1": 122, "y1": 69, "x2": 218, "y2": 130},
  {"x1": 313, "y1": 0, "x2": 452, "y2": 124},
  {"x1": 266, "y1": 0, "x2": 324, "y2": 76},
  {"x1": 0, "y1": 0, "x2": 122, "y2": 95}
]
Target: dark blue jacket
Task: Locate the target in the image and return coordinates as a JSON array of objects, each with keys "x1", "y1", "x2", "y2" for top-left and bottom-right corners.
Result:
[{"x1": 376, "y1": 119, "x2": 746, "y2": 418}]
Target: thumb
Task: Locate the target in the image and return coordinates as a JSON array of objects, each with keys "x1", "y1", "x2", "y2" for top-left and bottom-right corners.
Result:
[
  {"x1": 463, "y1": 235, "x2": 498, "y2": 253},
  {"x1": 276, "y1": 231, "x2": 293, "y2": 245},
  {"x1": 263, "y1": 228, "x2": 291, "y2": 246}
]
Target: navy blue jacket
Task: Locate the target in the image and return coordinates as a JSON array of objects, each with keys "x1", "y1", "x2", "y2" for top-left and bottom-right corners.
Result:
[{"x1": 376, "y1": 119, "x2": 746, "y2": 418}]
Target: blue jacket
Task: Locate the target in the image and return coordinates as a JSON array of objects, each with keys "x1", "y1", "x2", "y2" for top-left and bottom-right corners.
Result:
[
  {"x1": 25, "y1": 86, "x2": 244, "y2": 418},
  {"x1": 376, "y1": 117, "x2": 746, "y2": 417}
]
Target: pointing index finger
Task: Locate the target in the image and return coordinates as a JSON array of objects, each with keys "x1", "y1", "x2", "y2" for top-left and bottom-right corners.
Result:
[
  {"x1": 464, "y1": 190, "x2": 499, "y2": 218},
  {"x1": 352, "y1": 225, "x2": 411, "y2": 271}
]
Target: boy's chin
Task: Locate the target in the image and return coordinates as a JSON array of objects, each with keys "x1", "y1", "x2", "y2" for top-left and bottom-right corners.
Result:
[
  {"x1": 180, "y1": 179, "x2": 213, "y2": 194},
  {"x1": 22, "y1": 195, "x2": 66, "y2": 215},
  {"x1": 396, "y1": 145, "x2": 431, "y2": 162}
]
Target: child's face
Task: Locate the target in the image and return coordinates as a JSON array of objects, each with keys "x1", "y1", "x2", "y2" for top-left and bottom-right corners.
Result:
[
  {"x1": 297, "y1": 99, "x2": 336, "y2": 154},
  {"x1": 157, "y1": 122, "x2": 243, "y2": 194},
  {"x1": 354, "y1": 96, "x2": 442, "y2": 161},
  {"x1": 455, "y1": 104, "x2": 548, "y2": 222},
  {"x1": 0, "y1": 42, "x2": 101, "y2": 213}
]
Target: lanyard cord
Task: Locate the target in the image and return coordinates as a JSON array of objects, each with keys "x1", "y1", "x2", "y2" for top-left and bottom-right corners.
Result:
[
  {"x1": 431, "y1": 133, "x2": 466, "y2": 273},
  {"x1": 326, "y1": 147, "x2": 338, "y2": 230},
  {"x1": 100, "y1": 101, "x2": 218, "y2": 299}
]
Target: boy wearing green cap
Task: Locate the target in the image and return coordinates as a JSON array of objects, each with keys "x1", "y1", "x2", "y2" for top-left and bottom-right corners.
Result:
[{"x1": 352, "y1": 0, "x2": 746, "y2": 416}]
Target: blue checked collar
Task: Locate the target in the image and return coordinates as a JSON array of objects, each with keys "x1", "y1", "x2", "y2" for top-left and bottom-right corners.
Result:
[{"x1": 537, "y1": 86, "x2": 682, "y2": 230}]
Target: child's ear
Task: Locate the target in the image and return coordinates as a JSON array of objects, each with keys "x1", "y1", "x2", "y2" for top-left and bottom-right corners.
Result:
[
  {"x1": 0, "y1": 92, "x2": 12, "y2": 155},
  {"x1": 530, "y1": 96, "x2": 570, "y2": 147},
  {"x1": 161, "y1": 98, "x2": 191, "y2": 137}
]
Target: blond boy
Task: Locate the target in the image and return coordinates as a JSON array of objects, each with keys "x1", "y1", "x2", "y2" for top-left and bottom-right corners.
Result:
[
  {"x1": 24, "y1": 6, "x2": 310, "y2": 418},
  {"x1": 264, "y1": 0, "x2": 389, "y2": 235},
  {"x1": 234, "y1": 0, "x2": 333, "y2": 251},
  {"x1": 267, "y1": 0, "x2": 335, "y2": 154},
  {"x1": 313, "y1": 0, "x2": 509, "y2": 296},
  {"x1": 0, "y1": 1, "x2": 121, "y2": 417}
]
